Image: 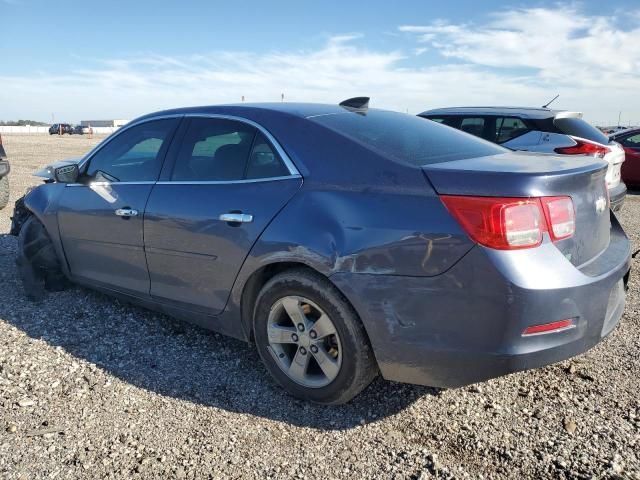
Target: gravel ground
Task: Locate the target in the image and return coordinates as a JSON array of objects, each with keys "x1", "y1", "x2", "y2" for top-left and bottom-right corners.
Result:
[{"x1": 0, "y1": 134, "x2": 639, "y2": 479}]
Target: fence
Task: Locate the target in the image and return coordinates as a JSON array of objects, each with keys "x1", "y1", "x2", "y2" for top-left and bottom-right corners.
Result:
[{"x1": 0, "y1": 126, "x2": 119, "y2": 135}]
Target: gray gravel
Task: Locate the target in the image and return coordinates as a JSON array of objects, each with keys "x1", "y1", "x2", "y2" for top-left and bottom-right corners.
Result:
[{"x1": 0, "y1": 134, "x2": 639, "y2": 479}]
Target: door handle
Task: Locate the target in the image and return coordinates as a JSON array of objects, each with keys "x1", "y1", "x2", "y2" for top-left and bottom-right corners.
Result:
[
  {"x1": 115, "y1": 208, "x2": 139, "y2": 218},
  {"x1": 218, "y1": 213, "x2": 253, "y2": 223}
]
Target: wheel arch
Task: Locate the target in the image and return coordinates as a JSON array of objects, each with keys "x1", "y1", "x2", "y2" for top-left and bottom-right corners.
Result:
[
  {"x1": 15, "y1": 184, "x2": 71, "y2": 276},
  {"x1": 238, "y1": 260, "x2": 371, "y2": 348}
]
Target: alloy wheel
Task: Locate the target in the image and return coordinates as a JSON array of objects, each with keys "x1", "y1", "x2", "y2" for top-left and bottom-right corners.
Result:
[{"x1": 266, "y1": 296, "x2": 342, "y2": 388}]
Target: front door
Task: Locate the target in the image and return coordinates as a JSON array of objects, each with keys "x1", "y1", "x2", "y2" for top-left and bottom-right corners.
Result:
[
  {"x1": 144, "y1": 117, "x2": 302, "y2": 314},
  {"x1": 620, "y1": 132, "x2": 640, "y2": 185},
  {"x1": 57, "y1": 118, "x2": 181, "y2": 295}
]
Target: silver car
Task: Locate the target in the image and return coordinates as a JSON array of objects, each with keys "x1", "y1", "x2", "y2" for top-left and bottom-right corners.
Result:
[{"x1": 419, "y1": 107, "x2": 626, "y2": 211}]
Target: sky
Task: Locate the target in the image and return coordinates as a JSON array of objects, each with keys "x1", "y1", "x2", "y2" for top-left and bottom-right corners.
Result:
[{"x1": 1, "y1": 0, "x2": 639, "y2": 125}]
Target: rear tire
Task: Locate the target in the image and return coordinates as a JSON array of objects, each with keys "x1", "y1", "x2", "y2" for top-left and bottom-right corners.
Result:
[
  {"x1": 0, "y1": 176, "x2": 9, "y2": 210},
  {"x1": 17, "y1": 216, "x2": 67, "y2": 301},
  {"x1": 253, "y1": 269, "x2": 378, "y2": 404}
]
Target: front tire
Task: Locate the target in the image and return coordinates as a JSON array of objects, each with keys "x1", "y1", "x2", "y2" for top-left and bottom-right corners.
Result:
[
  {"x1": 0, "y1": 176, "x2": 9, "y2": 210},
  {"x1": 253, "y1": 269, "x2": 377, "y2": 404},
  {"x1": 17, "y1": 216, "x2": 67, "y2": 300}
]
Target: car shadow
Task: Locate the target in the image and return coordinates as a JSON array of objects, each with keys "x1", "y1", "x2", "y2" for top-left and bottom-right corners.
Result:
[{"x1": 0, "y1": 234, "x2": 439, "y2": 430}]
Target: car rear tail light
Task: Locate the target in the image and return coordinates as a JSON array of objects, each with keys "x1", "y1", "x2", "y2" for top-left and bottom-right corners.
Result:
[
  {"x1": 554, "y1": 138, "x2": 610, "y2": 158},
  {"x1": 522, "y1": 319, "x2": 574, "y2": 336},
  {"x1": 540, "y1": 197, "x2": 575, "y2": 241},
  {"x1": 440, "y1": 195, "x2": 575, "y2": 250},
  {"x1": 440, "y1": 196, "x2": 543, "y2": 250}
]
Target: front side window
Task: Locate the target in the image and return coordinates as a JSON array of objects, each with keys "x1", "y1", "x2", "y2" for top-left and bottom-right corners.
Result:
[
  {"x1": 171, "y1": 118, "x2": 256, "y2": 181},
  {"x1": 620, "y1": 133, "x2": 640, "y2": 148},
  {"x1": 85, "y1": 119, "x2": 178, "y2": 182},
  {"x1": 495, "y1": 117, "x2": 530, "y2": 143}
]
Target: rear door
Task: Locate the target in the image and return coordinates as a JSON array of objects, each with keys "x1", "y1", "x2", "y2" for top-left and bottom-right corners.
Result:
[
  {"x1": 144, "y1": 116, "x2": 302, "y2": 314},
  {"x1": 57, "y1": 118, "x2": 180, "y2": 295}
]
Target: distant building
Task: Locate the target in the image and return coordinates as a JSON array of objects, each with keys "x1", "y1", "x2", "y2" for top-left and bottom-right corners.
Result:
[{"x1": 80, "y1": 119, "x2": 129, "y2": 128}]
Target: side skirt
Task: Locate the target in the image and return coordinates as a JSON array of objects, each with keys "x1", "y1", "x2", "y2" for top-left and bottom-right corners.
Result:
[{"x1": 69, "y1": 276, "x2": 248, "y2": 342}]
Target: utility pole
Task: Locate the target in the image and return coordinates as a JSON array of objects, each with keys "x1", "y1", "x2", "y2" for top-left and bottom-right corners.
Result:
[
  {"x1": 281, "y1": 93, "x2": 284, "y2": 103},
  {"x1": 618, "y1": 111, "x2": 622, "y2": 126}
]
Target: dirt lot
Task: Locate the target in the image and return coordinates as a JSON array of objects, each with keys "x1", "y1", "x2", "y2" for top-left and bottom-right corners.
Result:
[{"x1": 0, "y1": 134, "x2": 639, "y2": 479}]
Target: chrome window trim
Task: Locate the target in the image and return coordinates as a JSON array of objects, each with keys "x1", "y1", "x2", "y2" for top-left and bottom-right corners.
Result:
[
  {"x1": 77, "y1": 112, "x2": 301, "y2": 180},
  {"x1": 155, "y1": 175, "x2": 301, "y2": 186},
  {"x1": 66, "y1": 181, "x2": 157, "y2": 187}
]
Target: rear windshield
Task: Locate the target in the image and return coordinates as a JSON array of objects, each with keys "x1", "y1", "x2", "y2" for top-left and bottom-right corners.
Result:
[
  {"x1": 310, "y1": 110, "x2": 505, "y2": 166},
  {"x1": 553, "y1": 117, "x2": 609, "y2": 144}
]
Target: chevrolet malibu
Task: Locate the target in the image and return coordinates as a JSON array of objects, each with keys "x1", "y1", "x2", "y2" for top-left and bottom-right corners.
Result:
[{"x1": 12, "y1": 99, "x2": 631, "y2": 404}]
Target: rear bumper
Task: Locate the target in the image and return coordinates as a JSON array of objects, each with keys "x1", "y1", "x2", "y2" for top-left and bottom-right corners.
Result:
[
  {"x1": 609, "y1": 182, "x2": 626, "y2": 212},
  {"x1": 331, "y1": 215, "x2": 631, "y2": 388}
]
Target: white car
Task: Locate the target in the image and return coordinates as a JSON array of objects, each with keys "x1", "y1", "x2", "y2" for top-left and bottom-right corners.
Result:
[{"x1": 419, "y1": 107, "x2": 627, "y2": 211}]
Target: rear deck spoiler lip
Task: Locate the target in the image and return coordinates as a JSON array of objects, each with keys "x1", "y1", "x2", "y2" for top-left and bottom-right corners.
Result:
[
  {"x1": 553, "y1": 111, "x2": 583, "y2": 119},
  {"x1": 421, "y1": 152, "x2": 607, "y2": 197}
]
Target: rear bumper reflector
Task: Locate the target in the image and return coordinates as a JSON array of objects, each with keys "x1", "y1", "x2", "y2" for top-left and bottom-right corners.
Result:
[{"x1": 522, "y1": 319, "x2": 575, "y2": 336}]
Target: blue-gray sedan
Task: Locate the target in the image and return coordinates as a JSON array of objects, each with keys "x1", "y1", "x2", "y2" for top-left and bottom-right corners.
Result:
[{"x1": 12, "y1": 99, "x2": 631, "y2": 404}]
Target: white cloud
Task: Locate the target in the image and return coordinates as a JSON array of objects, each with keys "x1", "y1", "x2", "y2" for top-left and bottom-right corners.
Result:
[
  {"x1": 400, "y1": 6, "x2": 640, "y2": 91},
  {"x1": 1, "y1": 6, "x2": 640, "y2": 126}
]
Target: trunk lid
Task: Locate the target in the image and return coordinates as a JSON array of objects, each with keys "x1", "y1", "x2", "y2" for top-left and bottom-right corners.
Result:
[{"x1": 423, "y1": 151, "x2": 611, "y2": 267}]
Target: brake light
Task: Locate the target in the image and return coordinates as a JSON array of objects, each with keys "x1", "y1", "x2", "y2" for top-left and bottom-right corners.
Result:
[
  {"x1": 540, "y1": 197, "x2": 575, "y2": 241},
  {"x1": 441, "y1": 195, "x2": 574, "y2": 250},
  {"x1": 554, "y1": 138, "x2": 610, "y2": 158}
]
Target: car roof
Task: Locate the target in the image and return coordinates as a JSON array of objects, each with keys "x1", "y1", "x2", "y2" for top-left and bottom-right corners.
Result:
[
  {"x1": 418, "y1": 106, "x2": 580, "y2": 120},
  {"x1": 137, "y1": 103, "x2": 348, "y2": 122},
  {"x1": 610, "y1": 127, "x2": 640, "y2": 138}
]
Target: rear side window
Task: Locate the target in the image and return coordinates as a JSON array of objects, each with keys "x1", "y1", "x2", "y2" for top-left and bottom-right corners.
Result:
[
  {"x1": 554, "y1": 117, "x2": 609, "y2": 144},
  {"x1": 422, "y1": 116, "x2": 458, "y2": 128},
  {"x1": 172, "y1": 118, "x2": 256, "y2": 181},
  {"x1": 245, "y1": 132, "x2": 289, "y2": 179},
  {"x1": 495, "y1": 117, "x2": 530, "y2": 143},
  {"x1": 460, "y1": 117, "x2": 485, "y2": 138},
  {"x1": 312, "y1": 110, "x2": 505, "y2": 166}
]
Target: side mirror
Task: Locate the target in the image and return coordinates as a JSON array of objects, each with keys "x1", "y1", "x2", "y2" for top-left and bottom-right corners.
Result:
[{"x1": 54, "y1": 164, "x2": 79, "y2": 183}]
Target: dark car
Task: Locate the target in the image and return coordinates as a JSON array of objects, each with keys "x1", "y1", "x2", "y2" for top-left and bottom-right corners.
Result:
[
  {"x1": 0, "y1": 133, "x2": 9, "y2": 209},
  {"x1": 419, "y1": 107, "x2": 627, "y2": 212},
  {"x1": 73, "y1": 125, "x2": 89, "y2": 135},
  {"x1": 610, "y1": 128, "x2": 640, "y2": 188},
  {"x1": 48, "y1": 123, "x2": 74, "y2": 135},
  {"x1": 11, "y1": 100, "x2": 631, "y2": 404}
]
